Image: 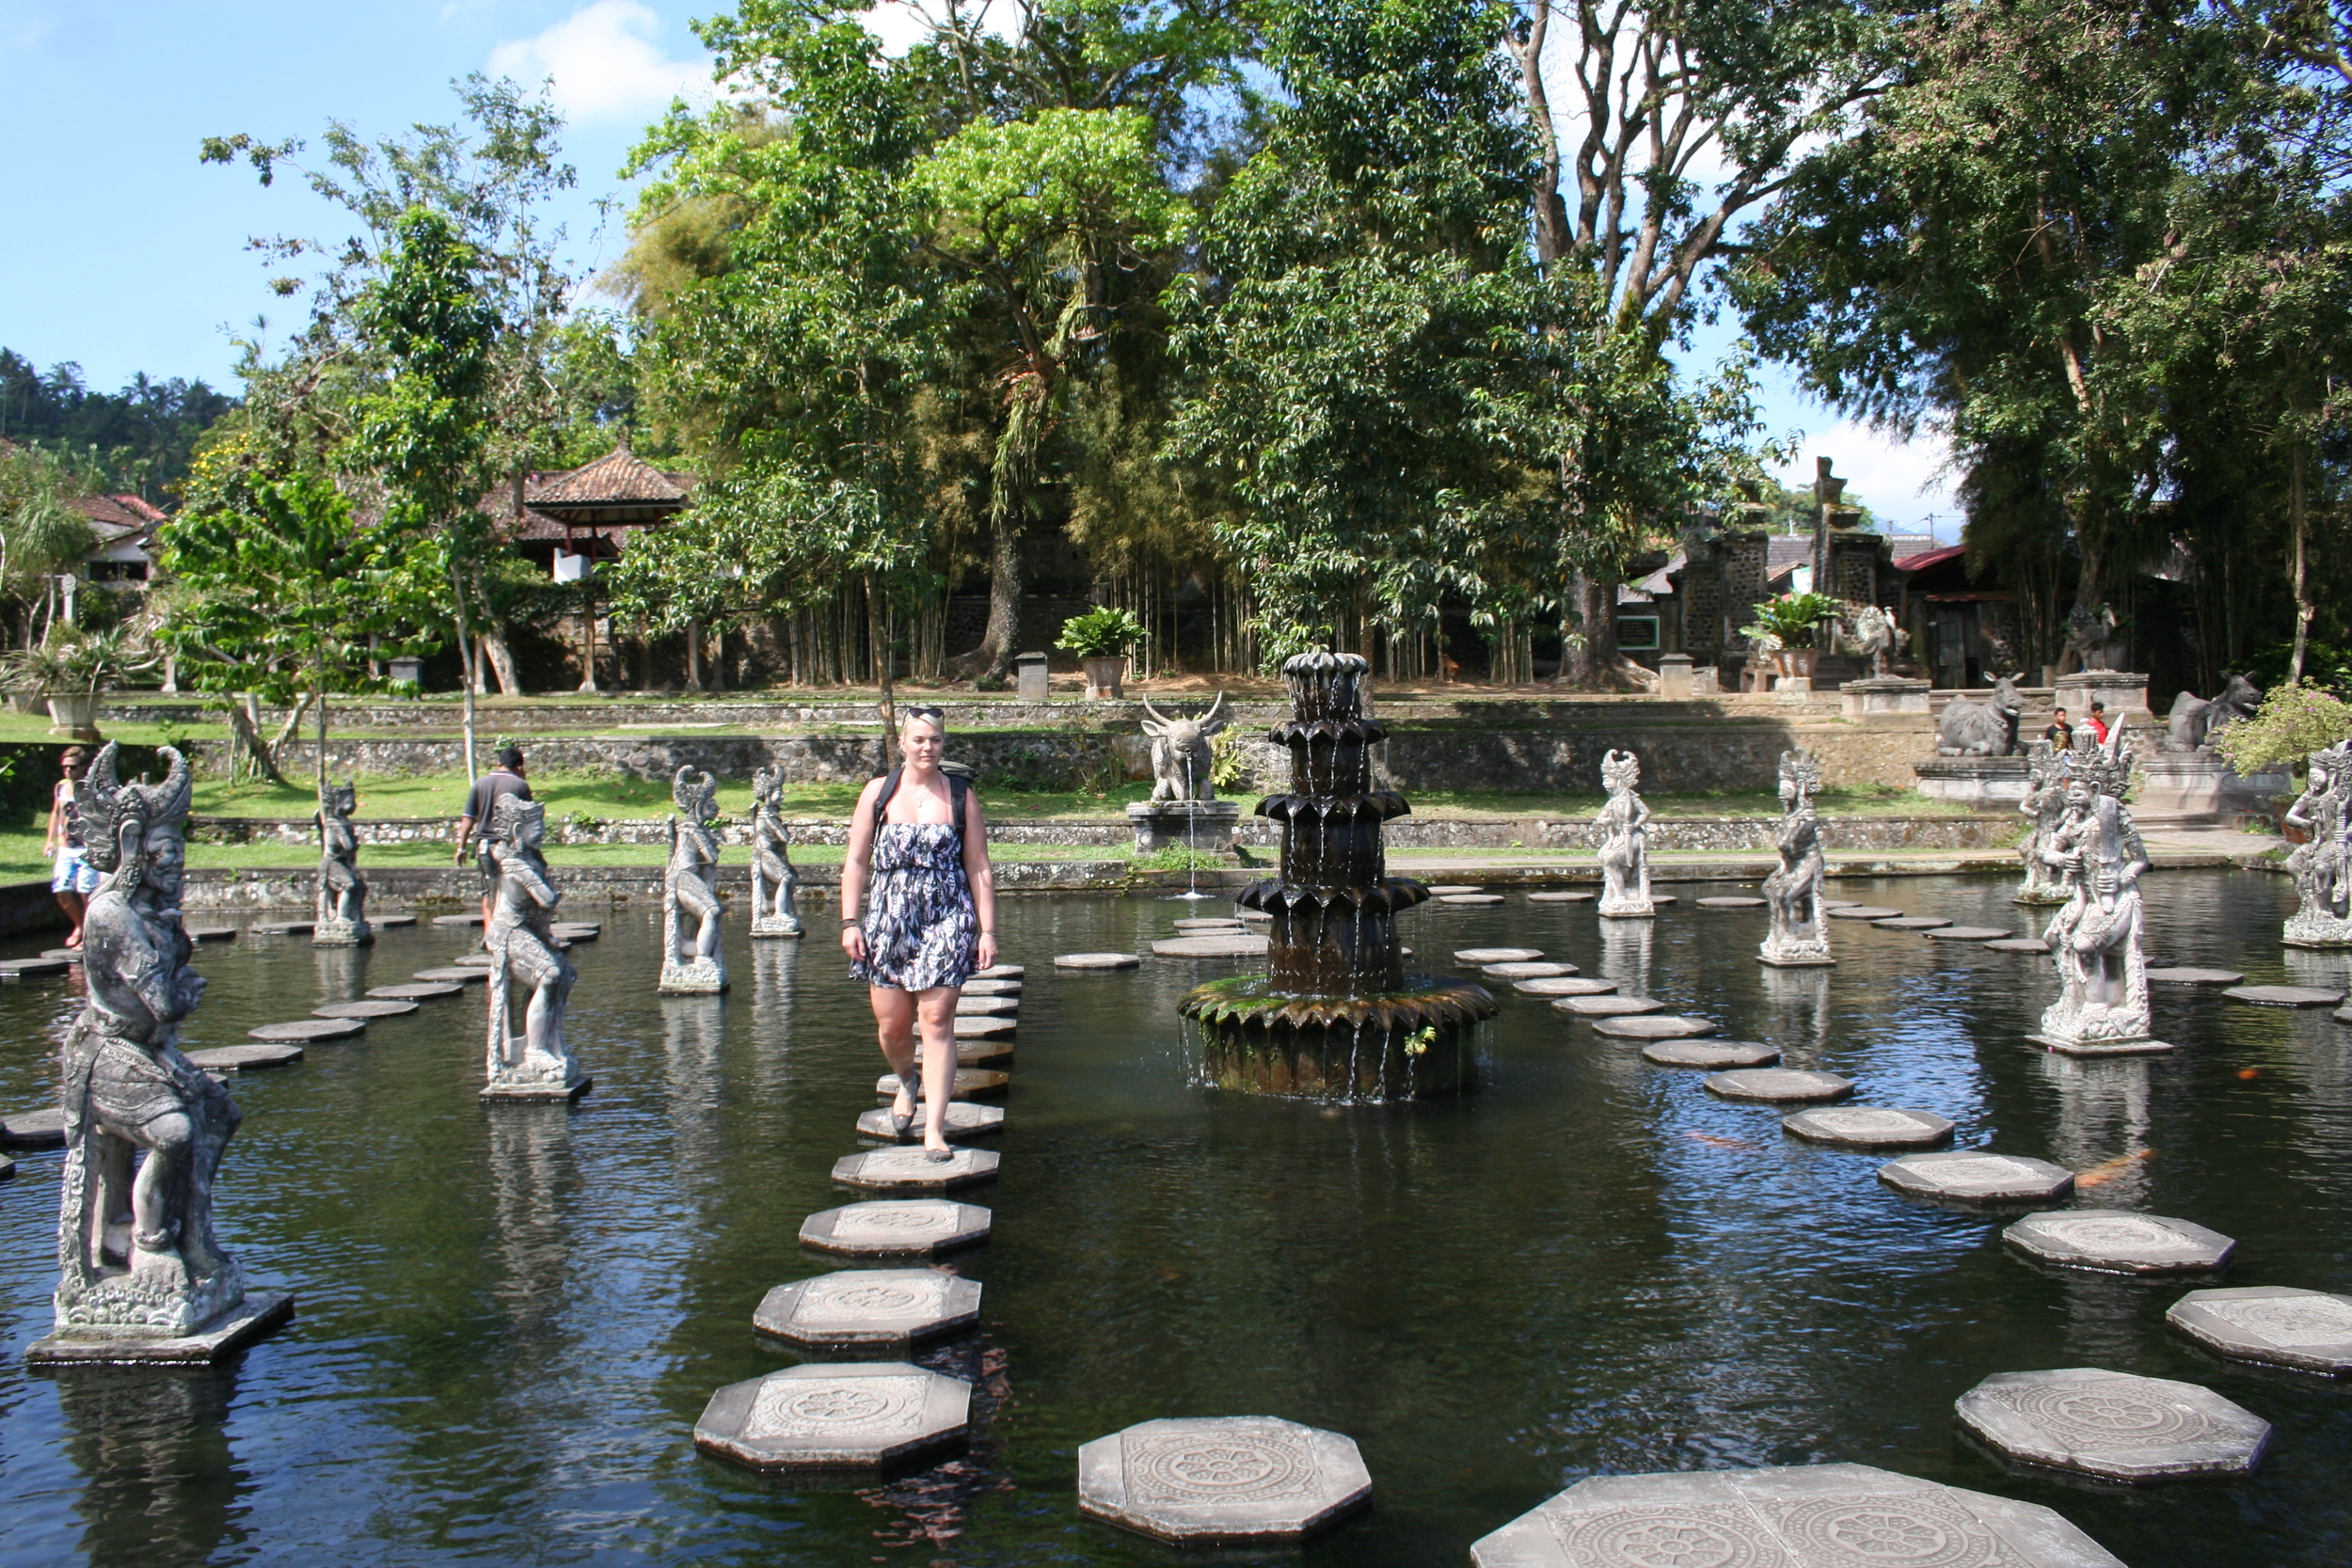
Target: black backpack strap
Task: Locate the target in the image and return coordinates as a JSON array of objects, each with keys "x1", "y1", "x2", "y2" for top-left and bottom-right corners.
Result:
[
  {"x1": 949, "y1": 774, "x2": 970, "y2": 844},
  {"x1": 867, "y1": 768, "x2": 903, "y2": 838}
]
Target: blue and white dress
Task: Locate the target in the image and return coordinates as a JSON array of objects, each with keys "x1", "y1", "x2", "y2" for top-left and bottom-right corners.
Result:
[{"x1": 851, "y1": 823, "x2": 977, "y2": 991}]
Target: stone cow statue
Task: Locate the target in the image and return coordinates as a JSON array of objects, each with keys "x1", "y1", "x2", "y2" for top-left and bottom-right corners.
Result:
[
  {"x1": 1140, "y1": 693, "x2": 1229, "y2": 802},
  {"x1": 1937, "y1": 674, "x2": 2025, "y2": 756},
  {"x1": 2165, "y1": 673, "x2": 2262, "y2": 752}
]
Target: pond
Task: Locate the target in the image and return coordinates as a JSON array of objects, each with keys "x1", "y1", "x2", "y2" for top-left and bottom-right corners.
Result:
[{"x1": 1, "y1": 870, "x2": 2347, "y2": 1566}]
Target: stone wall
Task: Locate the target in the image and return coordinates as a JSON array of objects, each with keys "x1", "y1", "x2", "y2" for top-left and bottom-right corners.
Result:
[{"x1": 179, "y1": 858, "x2": 1124, "y2": 910}]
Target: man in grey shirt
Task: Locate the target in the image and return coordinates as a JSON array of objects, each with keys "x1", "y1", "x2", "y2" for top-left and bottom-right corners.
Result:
[{"x1": 454, "y1": 747, "x2": 532, "y2": 931}]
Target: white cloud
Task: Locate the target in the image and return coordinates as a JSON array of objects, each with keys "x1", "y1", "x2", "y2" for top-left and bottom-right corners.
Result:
[
  {"x1": 1772, "y1": 420, "x2": 1963, "y2": 542},
  {"x1": 854, "y1": 0, "x2": 1022, "y2": 60},
  {"x1": 488, "y1": 1, "x2": 710, "y2": 124}
]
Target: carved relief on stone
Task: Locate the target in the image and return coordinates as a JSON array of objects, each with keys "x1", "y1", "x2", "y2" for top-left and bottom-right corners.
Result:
[
  {"x1": 1594, "y1": 750, "x2": 1655, "y2": 918},
  {"x1": 1760, "y1": 749, "x2": 1834, "y2": 967},
  {"x1": 483, "y1": 796, "x2": 586, "y2": 1100},
  {"x1": 748, "y1": 765, "x2": 803, "y2": 939},
  {"x1": 2283, "y1": 742, "x2": 2352, "y2": 948},
  {"x1": 660, "y1": 765, "x2": 727, "y2": 992},
  {"x1": 312, "y1": 777, "x2": 372, "y2": 946}
]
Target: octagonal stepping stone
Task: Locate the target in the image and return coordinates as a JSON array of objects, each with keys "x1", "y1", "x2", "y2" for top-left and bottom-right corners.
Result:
[
  {"x1": 1438, "y1": 894, "x2": 1505, "y2": 906},
  {"x1": 432, "y1": 913, "x2": 484, "y2": 927},
  {"x1": 1174, "y1": 916, "x2": 1247, "y2": 931},
  {"x1": 368, "y1": 982, "x2": 462, "y2": 1000},
  {"x1": 2004, "y1": 1211, "x2": 2234, "y2": 1275},
  {"x1": 1426, "y1": 885, "x2": 1480, "y2": 895},
  {"x1": 1697, "y1": 895, "x2": 1767, "y2": 909},
  {"x1": 950, "y1": 1016, "x2": 1017, "y2": 1041},
  {"x1": 1928, "y1": 926, "x2": 2012, "y2": 942},
  {"x1": 1152, "y1": 934, "x2": 1269, "y2": 958},
  {"x1": 856, "y1": 1102, "x2": 1004, "y2": 1143},
  {"x1": 40, "y1": 949, "x2": 83, "y2": 963},
  {"x1": 1878, "y1": 1150, "x2": 2074, "y2": 1206},
  {"x1": 1468, "y1": 1461, "x2": 2126, "y2": 1568},
  {"x1": 2223, "y1": 984, "x2": 2344, "y2": 1007},
  {"x1": 246, "y1": 921, "x2": 313, "y2": 936},
  {"x1": 184, "y1": 926, "x2": 238, "y2": 942},
  {"x1": 0, "y1": 958, "x2": 71, "y2": 977},
  {"x1": 549, "y1": 924, "x2": 600, "y2": 942},
  {"x1": 955, "y1": 993, "x2": 1020, "y2": 1016},
  {"x1": 694, "y1": 1362, "x2": 971, "y2": 1472},
  {"x1": 314, "y1": 999, "x2": 421, "y2": 1020},
  {"x1": 248, "y1": 1018, "x2": 364, "y2": 1043},
  {"x1": 1554, "y1": 994, "x2": 1665, "y2": 1017},
  {"x1": 802, "y1": 1200, "x2": 993, "y2": 1258},
  {"x1": 1235, "y1": 908, "x2": 1273, "y2": 921},
  {"x1": 185, "y1": 1043, "x2": 303, "y2": 1072},
  {"x1": 1873, "y1": 915, "x2": 1952, "y2": 930},
  {"x1": 1527, "y1": 890, "x2": 1595, "y2": 902},
  {"x1": 832, "y1": 1147, "x2": 1000, "y2": 1192},
  {"x1": 754, "y1": 1268, "x2": 982, "y2": 1350},
  {"x1": 1984, "y1": 937, "x2": 2050, "y2": 953},
  {"x1": 1705, "y1": 1069, "x2": 1853, "y2": 1104},
  {"x1": 2146, "y1": 966, "x2": 2243, "y2": 985},
  {"x1": 1642, "y1": 1039, "x2": 1780, "y2": 1069},
  {"x1": 1782, "y1": 1105, "x2": 1953, "y2": 1149},
  {"x1": 1057, "y1": 952, "x2": 1139, "y2": 970},
  {"x1": 450, "y1": 951, "x2": 494, "y2": 967},
  {"x1": 1956, "y1": 1367, "x2": 2268, "y2": 1482},
  {"x1": 413, "y1": 967, "x2": 487, "y2": 984},
  {"x1": 1516, "y1": 975, "x2": 1614, "y2": 996},
  {"x1": 973, "y1": 964, "x2": 1025, "y2": 979},
  {"x1": 961, "y1": 977, "x2": 1023, "y2": 996},
  {"x1": 1826, "y1": 905, "x2": 1903, "y2": 920},
  {"x1": 2168, "y1": 1286, "x2": 2352, "y2": 1374},
  {"x1": 0, "y1": 1107, "x2": 66, "y2": 1148},
  {"x1": 1078, "y1": 1416, "x2": 1372, "y2": 1545},
  {"x1": 1591, "y1": 1015, "x2": 1718, "y2": 1041},
  {"x1": 373, "y1": 913, "x2": 418, "y2": 928},
  {"x1": 875, "y1": 1069, "x2": 1009, "y2": 1101},
  {"x1": 1454, "y1": 947, "x2": 1544, "y2": 964},
  {"x1": 1484, "y1": 961, "x2": 1577, "y2": 979}
]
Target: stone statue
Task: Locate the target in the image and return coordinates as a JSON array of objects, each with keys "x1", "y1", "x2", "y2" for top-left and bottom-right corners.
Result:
[
  {"x1": 2283, "y1": 741, "x2": 2352, "y2": 948},
  {"x1": 1935, "y1": 674, "x2": 2024, "y2": 756},
  {"x1": 748, "y1": 765, "x2": 803, "y2": 939},
  {"x1": 1140, "y1": 693, "x2": 1229, "y2": 802},
  {"x1": 2033, "y1": 727, "x2": 2158, "y2": 1052},
  {"x1": 47, "y1": 743, "x2": 267, "y2": 1351},
  {"x1": 1838, "y1": 602, "x2": 1909, "y2": 678},
  {"x1": 2014, "y1": 742, "x2": 2072, "y2": 905},
  {"x1": 1594, "y1": 749, "x2": 1655, "y2": 917},
  {"x1": 660, "y1": 765, "x2": 727, "y2": 992},
  {"x1": 483, "y1": 795, "x2": 585, "y2": 1100},
  {"x1": 2164, "y1": 673, "x2": 2263, "y2": 752},
  {"x1": 311, "y1": 778, "x2": 371, "y2": 946},
  {"x1": 1759, "y1": 749, "x2": 1833, "y2": 966},
  {"x1": 2059, "y1": 601, "x2": 2118, "y2": 674}
]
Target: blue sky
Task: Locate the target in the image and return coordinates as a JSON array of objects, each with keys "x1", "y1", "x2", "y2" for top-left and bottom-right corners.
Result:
[{"x1": 0, "y1": 0, "x2": 1959, "y2": 536}]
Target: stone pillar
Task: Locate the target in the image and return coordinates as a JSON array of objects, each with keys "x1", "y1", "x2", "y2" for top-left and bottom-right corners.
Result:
[
  {"x1": 2053, "y1": 670, "x2": 2153, "y2": 734},
  {"x1": 1841, "y1": 676, "x2": 1932, "y2": 723},
  {"x1": 1015, "y1": 651, "x2": 1050, "y2": 703},
  {"x1": 1658, "y1": 652, "x2": 1693, "y2": 700}
]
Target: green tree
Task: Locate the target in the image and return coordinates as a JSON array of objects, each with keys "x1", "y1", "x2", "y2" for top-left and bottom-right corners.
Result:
[{"x1": 0, "y1": 444, "x2": 97, "y2": 651}]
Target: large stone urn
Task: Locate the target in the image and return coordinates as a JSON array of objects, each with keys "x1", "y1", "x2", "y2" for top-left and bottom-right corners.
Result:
[
  {"x1": 46, "y1": 692, "x2": 101, "y2": 741},
  {"x1": 1772, "y1": 648, "x2": 1820, "y2": 693},
  {"x1": 1081, "y1": 655, "x2": 1127, "y2": 699}
]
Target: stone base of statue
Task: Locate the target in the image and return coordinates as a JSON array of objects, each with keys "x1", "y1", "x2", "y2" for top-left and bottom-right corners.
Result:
[
  {"x1": 2015, "y1": 883, "x2": 2070, "y2": 906},
  {"x1": 2029, "y1": 995, "x2": 2171, "y2": 1056},
  {"x1": 2283, "y1": 911, "x2": 2352, "y2": 949},
  {"x1": 1127, "y1": 800, "x2": 1242, "y2": 854},
  {"x1": 1598, "y1": 893, "x2": 1657, "y2": 919},
  {"x1": 482, "y1": 1041, "x2": 592, "y2": 1103},
  {"x1": 751, "y1": 914, "x2": 804, "y2": 940},
  {"x1": 28, "y1": 1289, "x2": 294, "y2": 1366},
  {"x1": 1840, "y1": 676, "x2": 1932, "y2": 722},
  {"x1": 2133, "y1": 752, "x2": 2293, "y2": 825},
  {"x1": 660, "y1": 954, "x2": 729, "y2": 994},
  {"x1": 310, "y1": 917, "x2": 372, "y2": 947},
  {"x1": 1758, "y1": 934, "x2": 1836, "y2": 968},
  {"x1": 1913, "y1": 755, "x2": 2030, "y2": 808}
]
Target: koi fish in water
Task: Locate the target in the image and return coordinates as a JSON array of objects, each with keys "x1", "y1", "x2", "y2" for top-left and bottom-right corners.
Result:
[
  {"x1": 1684, "y1": 1131, "x2": 1762, "y2": 1153},
  {"x1": 2074, "y1": 1148, "x2": 2155, "y2": 1188}
]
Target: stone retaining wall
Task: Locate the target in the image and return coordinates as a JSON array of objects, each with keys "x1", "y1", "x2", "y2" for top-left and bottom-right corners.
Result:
[{"x1": 180, "y1": 858, "x2": 1124, "y2": 910}]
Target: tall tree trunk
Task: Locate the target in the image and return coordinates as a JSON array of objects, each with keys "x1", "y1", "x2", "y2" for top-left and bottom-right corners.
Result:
[
  {"x1": 1560, "y1": 573, "x2": 1617, "y2": 688},
  {"x1": 684, "y1": 623, "x2": 705, "y2": 691},
  {"x1": 2289, "y1": 439, "x2": 2312, "y2": 686},
  {"x1": 964, "y1": 515, "x2": 1025, "y2": 684},
  {"x1": 450, "y1": 560, "x2": 479, "y2": 785},
  {"x1": 480, "y1": 629, "x2": 523, "y2": 696}
]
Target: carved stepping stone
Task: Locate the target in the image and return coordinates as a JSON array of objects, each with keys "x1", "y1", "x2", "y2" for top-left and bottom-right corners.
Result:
[
  {"x1": 413, "y1": 967, "x2": 487, "y2": 984},
  {"x1": 373, "y1": 913, "x2": 418, "y2": 928},
  {"x1": 2004, "y1": 1211, "x2": 2234, "y2": 1274},
  {"x1": 1426, "y1": 885, "x2": 1480, "y2": 895},
  {"x1": 875, "y1": 1069, "x2": 1009, "y2": 1101},
  {"x1": 2146, "y1": 966, "x2": 2243, "y2": 985},
  {"x1": 185, "y1": 1042, "x2": 303, "y2": 1071},
  {"x1": 1438, "y1": 894, "x2": 1505, "y2": 906},
  {"x1": 1553, "y1": 994, "x2": 1665, "y2": 1017},
  {"x1": 1879, "y1": 1150, "x2": 2074, "y2": 1205},
  {"x1": 0, "y1": 958, "x2": 71, "y2": 977},
  {"x1": 0, "y1": 1107, "x2": 66, "y2": 1148},
  {"x1": 1152, "y1": 934, "x2": 1269, "y2": 958},
  {"x1": 40, "y1": 949, "x2": 83, "y2": 962},
  {"x1": 754, "y1": 1268, "x2": 982, "y2": 1349},
  {"x1": 973, "y1": 964, "x2": 1025, "y2": 978},
  {"x1": 1697, "y1": 895, "x2": 1768, "y2": 909},
  {"x1": 693, "y1": 1362, "x2": 971, "y2": 1472},
  {"x1": 1592, "y1": 1015, "x2": 1718, "y2": 1040},
  {"x1": 1527, "y1": 890, "x2": 1596, "y2": 902},
  {"x1": 856, "y1": 1102, "x2": 1004, "y2": 1143},
  {"x1": 1078, "y1": 1416, "x2": 1373, "y2": 1545},
  {"x1": 1516, "y1": 975, "x2": 1613, "y2": 996},
  {"x1": 184, "y1": 926, "x2": 238, "y2": 942},
  {"x1": 955, "y1": 994, "x2": 1020, "y2": 1015},
  {"x1": 1056, "y1": 952, "x2": 1139, "y2": 970},
  {"x1": 549, "y1": 923, "x2": 600, "y2": 942},
  {"x1": 832, "y1": 1147, "x2": 1000, "y2": 1192},
  {"x1": 1782, "y1": 1105, "x2": 1954, "y2": 1149},
  {"x1": 1173, "y1": 917, "x2": 1247, "y2": 930},
  {"x1": 1642, "y1": 1039, "x2": 1780, "y2": 1069},
  {"x1": 1455, "y1": 947, "x2": 1544, "y2": 964},
  {"x1": 451, "y1": 951, "x2": 494, "y2": 967},
  {"x1": 2223, "y1": 984, "x2": 2344, "y2": 1007},
  {"x1": 1956, "y1": 1368, "x2": 2268, "y2": 1482},
  {"x1": 1468, "y1": 1461, "x2": 2127, "y2": 1568},
  {"x1": 246, "y1": 921, "x2": 314, "y2": 936},
  {"x1": 1927, "y1": 926, "x2": 2012, "y2": 942},
  {"x1": 248, "y1": 1018, "x2": 364, "y2": 1043},
  {"x1": 315, "y1": 999, "x2": 421, "y2": 1020},
  {"x1": 432, "y1": 913, "x2": 485, "y2": 927},
  {"x1": 1872, "y1": 915, "x2": 1952, "y2": 930},
  {"x1": 1984, "y1": 937, "x2": 2050, "y2": 953},
  {"x1": 368, "y1": 982, "x2": 462, "y2": 1000},
  {"x1": 2168, "y1": 1285, "x2": 2352, "y2": 1373},
  {"x1": 1827, "y1": 905, "x2": 1903, "y2": 920},
  {"x1": 962, "y1": 977, "x2": 1023, "y2": 995},
  {"x1": 1705, "y1": 1069, "x2": 1853, "y2": 1104},
  {"x1": 802, "y1": 1200, "x2": 993, "y2": 1258},
  {"x1": 950, "y1": 1015, "x2": 1016, "y2": 1040},
  {"x1": 1484, "y1": 961, "x2": 1577, "y2": 979}
]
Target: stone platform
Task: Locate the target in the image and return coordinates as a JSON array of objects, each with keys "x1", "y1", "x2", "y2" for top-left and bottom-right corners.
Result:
[
  {"x1": 2003, "y1": 1211, "x2": 2234, "y2": 1274},
  {"x1": 2168, "y1": 1285, "x2": 2352, "y2": 1373},
  {"x1": 1077, "y1": 1416, "x2": 1373, "y2": 1545},
  {"x1": 26, "y1": 1291, "x2": 294, "y2": 1366},
  {"x1": 694, "y1": 1362, "x2": 971, "y2": 1473},
  {"x1": 753, "y1": 1269, "x2": 980, "y2": 1349},
  {"x1": 800, "y1": 1201, "x2": 993, "y2": 1258},
  {"x1": 1956, "y1": 1367, "x2": 2268, "y2": 1481},
  {"x1": 1879, "y1": 1151, "x2": 2074, "y2": 1205},
  {"x1": 1782, "y1": 1106, "x2": 1953, "y2": 1149}
]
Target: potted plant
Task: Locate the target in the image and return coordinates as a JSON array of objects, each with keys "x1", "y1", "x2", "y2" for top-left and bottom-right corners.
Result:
[
  {"x1": 6, "y1": 626, "x2": 159, "y2": 741},
  {"x1": 1740, "y1": 593, "x2": 1843, "y2": 688},
  {"x1": 1057, "y1": 607, "x2": 1147, "y2": 699}
]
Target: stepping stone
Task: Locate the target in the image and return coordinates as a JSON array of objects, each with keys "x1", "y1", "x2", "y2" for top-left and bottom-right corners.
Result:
[
  {"x1": 973, "y1": 964, "x2": 1025, "y2": 979},
  {"x1": 1516, "y1": 975, "x2": 1614, "y2": 996},
  {"x1": 1878, "y1": 1150, "x2": 2074, "y2": 1205},
  {"x1": 184, "y1": 926, "x2": 238, "y2": 942},
  {"x1": 451, "y1": 951, "x2": 494, "y2": 967},
  {"x1": 1955, "y1": 1367, "x2": 2268, "y2": 1482},
  {"x1": 832, "y1": 1147, "x2": 1000, "y2": 1192},
  {"x1": 754, "y1": 1268, "x2": 982, "y2": 1349},
  {"x1": 1705, "y1": 1069, "x2": 1853, "y2": 1104},
  {"x1": 2004, "y1": 1211, "x2": 2235, "y2": 1274},
  {"x1": 1927, "y1": 926, "x2": 2012, "y2": 942},
  {"x1": 801, "y1": 1199, "x2": 993, "y2": 1258},
  {"x1": 413, "y1": 967, "x2": 487, "y2": 984},
  {"x1": 314, "y1": 999, "x2": 420, "y2": 1020},
  {"x1": 875, "y1": 1069, "x2": 1009, "y2": 1101},
  {"x1": 2168, "y1": 1286, "x2": 2352, "y2": 1373},
  {"x1": 369, "y1": 982, "x2": 463, "y2": 1000},
  {"x1": 1469, "y1": 1461, "x2": 2127, "y2": 1568},
  {"x1": 1078, "y1": 1417, "x2": 1373, "y2": 1545},
  {"x1": 373, "y1": 913, "x2": 418, "y2": 928},
  {"x1": 1696, "y1": 895, "x2": 1767, "y2": 909},
  {"x1": 1454, "y1": 947, "x2": 1544, "y2": 964},
  {"x1": 1151, "y1": 934, "x2": 1269, "y2": 958},
  {"x1": 432, "y1": 913, "x2": 485, "y2": 927},
  {"x1": 1782, "y1": 1105, "x2": 1954, "y2": 1149},
  {"x1": 1, "y1": 1154, "x2": 11, "y2": 1180},
  {"x1": 1437, "y1": 894, "x2": 1504, "y2": 906},
  {"x1": 922, "y1": 1039, "x2": 1012, "y2": 1069},
  {"x1": 1553, "y1": 994, "x2": 1664, "y2": 1017},
  {"x1": 955, "y1": 994, "x2": 1020, "y2": 1016},
  {"x1": 950, "y1": 1016, "x2": 1016, "y2": 1041},
  {"x1": 1985, "y1": 938, "x2": 2050, "y2": 953},
  {"x1": 1643, "y1": 1039, "x2": 1780, "y2": 1069},
  {"x1": 246, "y1": 921, "x2": 314, "y2": 936},
  {"x1": 1872, "y1": 915, "x2": 1952, "y2": 930},
  {"x1": 1826, "y1": 905, "x2": 1903, "y2": 920},
  {"x1": 185, "y1": 1043, "x2": 303, "y2": 1071},
  {"x1": 549, "y1": 924, "x2": 599, "y2": 942},
  {"x1": 856, "y1": 1103, "x2": 1005, "y2": 1143},
  {"x1": 1527, "y1": 890, "x2": 1595, "y2": 902},
  {"x1": 0, "y1": 1107, "x2": 66, "y2": 1148},
  {"x1": 40, "y1": 949, "x2": 84, "y2": 962},
  {"x1": 962, "y1": 978, "x2": 1022, "y2": 995},
  {"x1": 1235, "y1": 909, "x2": 1273, "y2": 922},
  {"x1": 1484, "y1": 961, "x2": 1576, "y2": 979},
  {"x1": 1173, "y1": 917, "x2": 1247, "y2": 930},
  {"x1": 2223, "y1": 984, "x2": 2344, "y2": 1007},
  {"x1": 1426, "y1": 885, "x2": 1480, "y2": 895},
  {"x1": 248, "y1": 1018, "x2": 364, "y2": 1043},
  {"x1": 693, "y1": 1362, "x2": 971, "y2": 1472},
  {"x1": 2146, "y1": 966, "x2": 2244, "y2": 985},
  {"x1": 1591, "y1": 1015, "x2": 1718, "y2": 1040},
  {"x1": 1056, "y1": 953, "x2": 1139, "y2": 970},
  {"x1": 0, "y1": 958, "x2": 71, "y2": 977}
]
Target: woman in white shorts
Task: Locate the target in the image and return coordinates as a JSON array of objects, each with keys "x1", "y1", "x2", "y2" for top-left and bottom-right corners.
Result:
[{"x1": 47, "y1": 746, "x2": 100, "y2": 945}]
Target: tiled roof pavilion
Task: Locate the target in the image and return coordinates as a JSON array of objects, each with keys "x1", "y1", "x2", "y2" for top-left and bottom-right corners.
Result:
[{"x1": 490, "y1": 441, "x2": 693, "y2": 559}]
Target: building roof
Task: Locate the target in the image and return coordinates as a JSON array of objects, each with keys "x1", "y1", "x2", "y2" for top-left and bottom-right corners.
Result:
[
  {"x1": 524, "y1": 444, "x2": 691, "y2": 515},
  {"x1": 67, "y1": 494, "x2": 164, "y2": 545},
  {"x1": 1894, "y1": 544, "x2": 1966, "y2": 573}
]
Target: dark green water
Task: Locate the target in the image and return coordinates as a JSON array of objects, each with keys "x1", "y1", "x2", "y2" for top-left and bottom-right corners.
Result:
[{"x1": 1, "y1": 870, "x2": 2347, "y2": 1566}]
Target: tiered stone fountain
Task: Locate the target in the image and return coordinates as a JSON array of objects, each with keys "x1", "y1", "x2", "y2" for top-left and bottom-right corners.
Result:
[{"x1": 1180, "y1": 651, "x2": 1497, "y2": 1097}]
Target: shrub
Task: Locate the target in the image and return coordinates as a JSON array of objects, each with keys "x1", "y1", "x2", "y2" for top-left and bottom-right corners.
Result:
[
  {"x1": 1740, "y1": 592, "x2": 1842, "y2": 650},
  {"x1": 1056, "y1": 607, "x2": 1147, "y2": 658},
  {"x1": 2214, "y1": 681, "x2": 2352, "y2": 777}
]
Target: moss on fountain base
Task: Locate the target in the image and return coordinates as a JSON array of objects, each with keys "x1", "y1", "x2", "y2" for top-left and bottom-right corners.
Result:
[{"x1": 1181, "y1": 974, "x2": 1499, "y2": 1100}]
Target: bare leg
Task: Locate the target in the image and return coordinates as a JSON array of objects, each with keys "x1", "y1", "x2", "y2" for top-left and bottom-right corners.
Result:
[
  {"x1": 871, "y1": 987, "x2": 918, "y2": 1123},
  {"x1": 915, "y1": 987, "x2": 961, "y2": 1153},
  {"x1": 57, "y1": 888, "x2": 85, "y2": 946}
]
